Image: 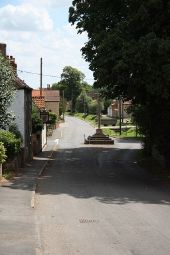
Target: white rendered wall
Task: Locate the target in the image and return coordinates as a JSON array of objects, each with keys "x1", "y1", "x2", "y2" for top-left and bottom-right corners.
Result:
[
  {"x1": 42, "y1": 124, "x2": 47, "y2": 149},
  {"x1": 107, "y1": 106, "x2": 112, "y2": 117},
  {"x1": 9, "y1": 90, "x2": 25, "y2": 146}
]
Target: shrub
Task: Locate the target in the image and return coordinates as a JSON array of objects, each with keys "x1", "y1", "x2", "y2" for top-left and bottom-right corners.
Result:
[
  {"x1": 0, "y1": 130, "x2": 21, "y2": 159},
  {"x1": 0, "y1": 142, "x2": 6, "y2": 164},
  {"x1": 88, "y1": 100, "x2": 105, "y2": 114},
  {"x1": 75, "y1": 91, "x2": 92, "y2": 113},
  {"x1": 32, "y1": 113, "x2": 43, "y2": 133},
  {"x1": 32, "y1": 104, "x2": 43, "y2": 133},
  {"x1": 48, "y1": 112, "x2": 58, "y2": 125},
  {"x1": 9, "y1": 123, "x2": 23, "y2": 142}
]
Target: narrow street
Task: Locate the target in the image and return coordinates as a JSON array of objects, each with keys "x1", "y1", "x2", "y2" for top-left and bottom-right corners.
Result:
[{"x1": 35, "y1": 116, "x2": 170, "y2": 255}]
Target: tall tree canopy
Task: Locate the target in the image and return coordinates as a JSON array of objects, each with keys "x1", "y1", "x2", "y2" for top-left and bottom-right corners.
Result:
[
  {"x1": 52, "y1": 66, "x2": 87, "y2": 112},
  {"x1": 0, "y1": 54, "x2": 16, "y2": 128},
  {"x1": 69, "y1": 0, "x2": 170, "y2": 163}
]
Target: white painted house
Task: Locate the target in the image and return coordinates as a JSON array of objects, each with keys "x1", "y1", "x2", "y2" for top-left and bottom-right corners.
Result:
[{"x1": 9, "y1": 77, "x2": 32, "y2": 162}]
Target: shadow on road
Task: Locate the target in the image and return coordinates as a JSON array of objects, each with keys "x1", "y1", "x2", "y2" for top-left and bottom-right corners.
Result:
[
  {"x1": 34, "y1": 146, "x2": 170, "y2": 206},
  {"x1": 0, "y1": 150, "x2": 52, "y2": 191}
]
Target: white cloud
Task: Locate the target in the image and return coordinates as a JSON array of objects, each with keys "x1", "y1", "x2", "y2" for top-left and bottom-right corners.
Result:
[
  {"x1": 0, "y1": 4, "x2": 53, "y2": 31},
  {"x1": 23, "y1": 0, "x2": 73, "y2": 9},
  {"x1": 0, "y1": 2, "x2": 94, "y2": 88}
]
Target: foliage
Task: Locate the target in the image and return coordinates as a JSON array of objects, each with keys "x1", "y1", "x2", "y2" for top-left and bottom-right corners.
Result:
[
  {"x1": 69, "y1": 0, "x2": 170, "y2": 163},
  {"x1": 2, "y1": 170, "x2": 14, "y2": 180},
  {"x1": 48, "y1": 112, "x2": 58, "y2": 125},
  {"x1": 52, "y1": 66, "x2": 88, "y2": 113},
  {"x1": 75, "y1": 90, "x2": 92, "y2": 113},
  {"x1": 103, "y1": 99, "x2": 112, "y2": 114},
  {"x1": 0, "y1": 130, "x2": 21, "y2": 159},
  {"x1": 59, "y1": 99, "x2": 67, "y2": 117},
  {"x1": 0, "y1": 53, "x2": 16, "y2": 128},
  {"x1": 74, "y1": 113, "x2": 97, "y2": 126},
  {"x1": 102, "y1": 127, "x2": 142, "y2": 139},
  {"x1": 32, "y1": 104, "x2": 43, "y2": 133},
  {"x1": 88, "y1": 100, "x2": 98, "y2": 115},
  {"x1": 9, "y1": 123, "x2": 23, "y2": 142},
  {"x1": 0, "y1": 142, "x2": 7, "y2": 164},
  {"x1": 51, "y1": 81, "x2": 64, "y2": 92},
  {"x1": 81, "y1": 81, "x2": 93, "y2": 93},
  {"x1": 88, "y1": 99, "x2": 104, "y2": 115}
]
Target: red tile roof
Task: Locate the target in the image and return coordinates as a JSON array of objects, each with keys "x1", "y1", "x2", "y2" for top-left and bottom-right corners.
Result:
[
  {"x1": 32, "y1": 89, "x2": 60, "y2": 102},
  {"x1": 32, "y1": 96, "x2": 45, "y2": 110}
]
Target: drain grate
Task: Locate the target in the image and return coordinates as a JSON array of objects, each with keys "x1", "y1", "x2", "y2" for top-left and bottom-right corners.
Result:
[{"x1": 79, "y1": 219, "x2": 99, "y2": 224}]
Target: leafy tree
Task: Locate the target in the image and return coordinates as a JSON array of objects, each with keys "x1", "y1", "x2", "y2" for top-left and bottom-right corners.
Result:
[
  {"x1": 0, "y1": 53, "x2": 16, "y2": 128},
  {"x1": 75, "y1": 90, "x2": 92, "y2": 113},
  {"x1": 103, "y1": 99, "x2": 112, "y2": 114},
  {"x1": 69, "y1": 0, "x2": 170, "y2": 163},
  {"x1": 53, "y1": 66, "x2": 85, "y2": 113},
  {"x1": 51, "y1": 81, "x2": 64, "y2": 92},
  {"x1": 81, "y1": 81, "x2": 93, "y2": 93},
  {"x1": 88, "y1": 99, "x2": 104, "y2": 115}
]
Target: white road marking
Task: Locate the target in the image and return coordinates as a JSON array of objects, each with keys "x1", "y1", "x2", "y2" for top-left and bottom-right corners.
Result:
[{"x1": 55, "y1": 139, "x2": 59, "y2": 144}]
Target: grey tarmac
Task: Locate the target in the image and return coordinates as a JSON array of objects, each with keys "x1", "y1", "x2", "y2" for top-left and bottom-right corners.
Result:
[{"x1": 35, "y1": 116, "x2": 170, "y2": 255}]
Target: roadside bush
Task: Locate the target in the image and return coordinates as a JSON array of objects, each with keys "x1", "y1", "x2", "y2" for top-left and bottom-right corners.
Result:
[
  {"x1": 9, "y1": 123, "x2": 23, "y2": 142},
  {"x1": 0, "y1": 130, "x2": 21, "y2": 159},
  {"x1": 32, "y1": 104, "x2": 43, "y2": 133},
  {"x1": 0, "y1": 142, "x2": 6, "y2": 164},
  {"x1": 48, "y1": 112, "x2": 58, "y2": 125}
]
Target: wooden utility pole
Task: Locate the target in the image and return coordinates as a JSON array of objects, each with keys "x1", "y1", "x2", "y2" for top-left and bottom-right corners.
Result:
[
  {"x1": 98, "y1": 95, "x2": 101, "y2": 129},
  {"x1": 62, "y1": 90, "x2": 65, "y2": 121},
  {"x1": 40, "y1": 57, "x2": 42, "y2": 96},
  {"x1": 119, "y1": 97, "x2": 122, "y2": 135}
]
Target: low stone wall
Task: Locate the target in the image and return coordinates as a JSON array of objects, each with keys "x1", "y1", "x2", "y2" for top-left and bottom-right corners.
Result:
[
  {"x1": 31, "y1": 132, "x2": 42, "y2": 156},
  {"x1": 3, "y1": 148, "x2": 25, "y2": 172}
]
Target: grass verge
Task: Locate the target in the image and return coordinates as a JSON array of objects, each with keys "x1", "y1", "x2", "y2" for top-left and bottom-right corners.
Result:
[
  {"x1": 67, "y1": 112, "x2": 97, "y2": 127},
  {"x1": 102, "y1": 127, "x2": 143, "y2": 139}
]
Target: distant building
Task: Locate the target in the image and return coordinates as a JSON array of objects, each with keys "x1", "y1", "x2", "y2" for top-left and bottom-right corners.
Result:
[
  {"x1": 32, "y1": 95, "x2": 47, "y2": 153},
  {"x1": 32, "y1": 88, "x2": 60, "y2": 116},
  {"x1": 108, "y1": 99, "x2": 132, "y2": 120}
]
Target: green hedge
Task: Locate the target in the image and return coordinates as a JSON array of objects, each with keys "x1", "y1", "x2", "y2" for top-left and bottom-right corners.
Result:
[
  {"x1": 0, "y1": 142, "x2": 6, "y2": 164},
  {"x1": 0, "y1": 130, "x2": 21, "y2": 159},
  {"x1": 48, "y1": 112, "x2": 58, "y2": 125}
]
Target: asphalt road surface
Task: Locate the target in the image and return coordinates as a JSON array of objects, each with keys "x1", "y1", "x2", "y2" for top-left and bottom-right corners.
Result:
[{"x1": 35, "y1": 116, "x2": 170, "y2": 255}]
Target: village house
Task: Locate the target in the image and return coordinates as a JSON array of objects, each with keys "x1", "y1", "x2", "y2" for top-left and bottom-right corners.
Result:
[
  {"x1": 31, "y1": 95, "x2": 48, "y2": 155},
  {"x1": 0, "y1": 43, "x2": 33, "y2": 163},
  {"x1": 107, "y1": 99, "x2": 132, "y2": 121},
  {"x1": 32, "y1": 87, "x2": 60, "y2": 116}
]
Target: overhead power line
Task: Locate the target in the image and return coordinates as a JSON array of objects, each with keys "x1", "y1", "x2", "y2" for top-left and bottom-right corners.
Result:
[
  {"x1": 18, "y1": 69, "x2": 94, "y2": 81},
  {"x1": 18, "y1": 69, "x2": 61, "y2": 78}
]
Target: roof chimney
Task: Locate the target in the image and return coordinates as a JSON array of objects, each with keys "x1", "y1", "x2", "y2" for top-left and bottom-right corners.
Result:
[
  {"x1": 0, "y1": 43, "x2": 7, "y2": 57},
  {"x1": 9, "y1": 56, "x2": 17, "y2": 75}
]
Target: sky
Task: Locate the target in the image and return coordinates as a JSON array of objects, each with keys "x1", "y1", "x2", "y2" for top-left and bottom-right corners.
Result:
[{"x1": 0, "y1": 0, "x2": 94, "y2": 88}]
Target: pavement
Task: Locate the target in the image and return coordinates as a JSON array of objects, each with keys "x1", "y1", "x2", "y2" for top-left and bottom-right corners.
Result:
[{"x1": 0, "y1": 127, "x2": 61, "y2": 255}]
